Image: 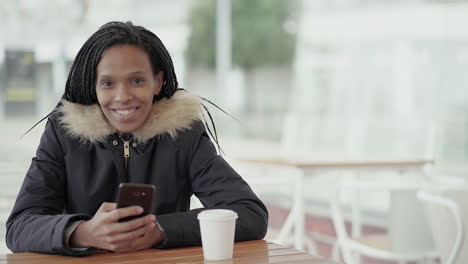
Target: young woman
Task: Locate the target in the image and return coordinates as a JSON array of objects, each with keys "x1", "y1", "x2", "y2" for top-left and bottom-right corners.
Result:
[{"x1": 6, "y1": 21, "x2": 268, "y2": 256}]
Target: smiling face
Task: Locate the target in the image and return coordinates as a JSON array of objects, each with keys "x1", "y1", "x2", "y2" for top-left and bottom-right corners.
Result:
[{"x1": 95, "y1": 45, "x2": 163, "y2": 134}]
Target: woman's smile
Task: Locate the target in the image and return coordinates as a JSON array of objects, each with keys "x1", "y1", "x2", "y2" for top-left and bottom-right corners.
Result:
[{"x1": 109, "y1": 106, "x2": 141, "y2": 121}]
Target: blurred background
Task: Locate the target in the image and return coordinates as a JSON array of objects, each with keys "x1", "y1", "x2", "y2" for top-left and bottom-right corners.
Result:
[{"x1": 2, "y1": 0, "x2": 468, "y2": 262}]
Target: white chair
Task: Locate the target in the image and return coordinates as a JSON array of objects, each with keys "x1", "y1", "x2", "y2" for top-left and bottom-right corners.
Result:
[
  {"x1": 417, "y1": 175, "x2": 468, "y2": 264},
  {"x1": 229, "y1": 160, "x2": 308, "y2": 250},
  {"x1": 278, "y1": 112, "x2": 438, "y2": 255},
  {"x1": 331, "y1": 180, "x2": 438, "y2": 264},
  {"x1": 417, "y1": 189, "x2": 465, "y2": 264},
  {"x1": 224, "y1": 112, "x2": 321, "y2": 252}
]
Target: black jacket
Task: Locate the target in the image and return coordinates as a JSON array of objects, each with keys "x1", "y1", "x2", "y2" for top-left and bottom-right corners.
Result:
[{"x1": 6, "y1": 91, "x2": 268, "y2": 256}]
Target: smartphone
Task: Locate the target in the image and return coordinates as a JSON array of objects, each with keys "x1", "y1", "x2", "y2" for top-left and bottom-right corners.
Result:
[{"x1": 116, "y1": 183, "x2": 155, "y2": 222}]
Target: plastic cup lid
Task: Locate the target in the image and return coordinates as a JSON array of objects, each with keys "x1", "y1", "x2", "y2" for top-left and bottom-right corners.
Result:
[{"x1": 197, "y1": 209, "x2": 238, "y2": 221}]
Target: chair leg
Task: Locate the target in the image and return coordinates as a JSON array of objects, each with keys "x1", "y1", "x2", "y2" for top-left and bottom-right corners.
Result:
[
  {"x1": 352, "y1": 252, "x2": 361, "y2": 264},
  {"x1": 305, "y1": 237, "x2": 318, "y2": 255},
  {"x1": 331, "y1": 241, "x2": 340, "y2": 260}
]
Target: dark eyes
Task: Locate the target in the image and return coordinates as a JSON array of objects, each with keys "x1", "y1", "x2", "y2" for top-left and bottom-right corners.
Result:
[
  {"x1": 98, "y1": 78, "x2": 144, "y2": 88},
  {"x1": 100, "y1": 81, "x2": 112, "y2": 87},
  {"x1": 131, "y1": 78, "x2": 144, "y2": 85}
]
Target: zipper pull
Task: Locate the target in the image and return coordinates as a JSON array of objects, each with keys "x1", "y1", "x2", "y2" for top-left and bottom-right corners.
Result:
[
  {"x1": 123, "y1": 140, "x2": 130, "y2": 168},
  {"x1": 124, "y1": 140, "x2": 130, "y2": 158}
]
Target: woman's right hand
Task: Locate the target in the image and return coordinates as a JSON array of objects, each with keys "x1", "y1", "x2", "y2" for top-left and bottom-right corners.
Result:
[{"x1": 69, "y1": 202, "x2": 156, "y2": 251}]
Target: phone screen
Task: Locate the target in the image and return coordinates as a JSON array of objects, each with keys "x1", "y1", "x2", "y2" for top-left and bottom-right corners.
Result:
[{"x1": 116, "y1": 183, "x2": 155, "y2": 222}]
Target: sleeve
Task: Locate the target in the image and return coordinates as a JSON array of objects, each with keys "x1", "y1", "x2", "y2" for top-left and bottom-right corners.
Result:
[
  {"x1": 156, "y1": 121, "x2": 269, "y2": 248},
  {"x1": 64, "y1": 221, "x2": 89, "y2": 251},
  {"x1": 5, "y1": 118, "x2": 94, "y2": 256}
]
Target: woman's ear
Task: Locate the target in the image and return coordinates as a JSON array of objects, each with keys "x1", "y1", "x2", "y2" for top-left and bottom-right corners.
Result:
[{"x1": 154, "y1": 71, "x2": 164, "y2": 95}]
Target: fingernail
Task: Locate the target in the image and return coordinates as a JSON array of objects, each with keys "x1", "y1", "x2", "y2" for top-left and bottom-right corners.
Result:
[{"x1": 137, "y1": 207, "x2": 143, "y2": 213}]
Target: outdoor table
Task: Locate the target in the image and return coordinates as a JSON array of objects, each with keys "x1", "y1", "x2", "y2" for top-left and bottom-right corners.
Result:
[
  {"x1": 239, "y1": 156, "x2": 434, "y2": 252},
  {"x1": 0, "y1": 240, "x2": 343, "y2": 264}
]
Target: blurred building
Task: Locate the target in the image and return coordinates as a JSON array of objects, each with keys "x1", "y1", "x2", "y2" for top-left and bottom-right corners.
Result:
[
  {"x1": 0, "y1": 0, "x2": 194, "y2": 118},
  {"x1": 292, "y1": 0, "x2": 468, "y2": 171}
]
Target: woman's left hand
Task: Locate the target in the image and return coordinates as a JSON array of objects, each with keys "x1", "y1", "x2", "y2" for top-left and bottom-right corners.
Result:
[{"x1": 111, "y1": 217, "x2": 166, "y2": 253}]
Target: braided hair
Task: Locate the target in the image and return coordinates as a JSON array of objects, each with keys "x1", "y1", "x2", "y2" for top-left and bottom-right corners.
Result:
[{"x1": 64, "y1": 21, "x2": 178, "y2": 104}]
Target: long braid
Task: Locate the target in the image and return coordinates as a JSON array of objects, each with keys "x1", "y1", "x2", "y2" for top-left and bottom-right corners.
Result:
[{"x1": 138, "y1": 28, "x2": 178, "y2": 101}]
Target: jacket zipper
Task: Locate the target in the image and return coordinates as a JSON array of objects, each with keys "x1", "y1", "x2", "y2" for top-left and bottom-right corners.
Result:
[
  {"x1": 120, "y1": 137, "x2": 131, "y2": 181},
  {"x1": 123, "y1": 140, "x2": 130, "y2": 169}
]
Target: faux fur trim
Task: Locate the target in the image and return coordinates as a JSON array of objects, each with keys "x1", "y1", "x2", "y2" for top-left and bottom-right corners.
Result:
[
  {"x1": 58, "y1": 100, "x2": 115, "y2": 144},
  {"x1": 58, "y1": 91, "x2": 203, "y2": 144}
]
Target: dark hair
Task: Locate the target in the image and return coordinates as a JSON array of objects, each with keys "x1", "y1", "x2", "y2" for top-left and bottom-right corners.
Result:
[{"x1": 64, "y1": 21, "x2": 178, "y2": 104}]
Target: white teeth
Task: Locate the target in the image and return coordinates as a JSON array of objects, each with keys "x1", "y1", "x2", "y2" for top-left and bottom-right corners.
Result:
[{"x1": 115, "y1": 109, "x2": 135, "y2": 116}]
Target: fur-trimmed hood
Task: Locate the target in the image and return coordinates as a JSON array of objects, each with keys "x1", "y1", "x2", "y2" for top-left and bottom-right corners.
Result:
[{"x1": 58, "y1": 90, "x2": 203, "y2": 144}]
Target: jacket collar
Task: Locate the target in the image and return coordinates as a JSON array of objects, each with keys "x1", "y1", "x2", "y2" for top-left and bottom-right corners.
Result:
[{"x1": 58, "y1": 90, "x2": 203, "y2": 144}]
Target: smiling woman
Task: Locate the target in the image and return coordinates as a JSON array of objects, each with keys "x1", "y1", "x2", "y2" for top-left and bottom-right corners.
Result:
[
  {"x1": 95, "y1": 45, "x2": 164, "y2": 133},
  {"x1": 5, "y1": 21, "x2": 268, "y2": 256}
]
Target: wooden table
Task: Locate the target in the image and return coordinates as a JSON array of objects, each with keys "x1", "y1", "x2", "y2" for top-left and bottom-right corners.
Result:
[
  {"x1": 239, "y1": 157, "x2": 434, "y2": 252},
  {"x1": 0, "y1": 240, "x2": 342, "y2": 264},
  {"x1": 241, "y1": 157, "x2": 433, "y2": 170}
]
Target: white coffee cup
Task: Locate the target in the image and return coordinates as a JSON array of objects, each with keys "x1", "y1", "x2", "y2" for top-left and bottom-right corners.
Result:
[{"x1": 198, "y1": 209, "x2": 238, "y2": 260}]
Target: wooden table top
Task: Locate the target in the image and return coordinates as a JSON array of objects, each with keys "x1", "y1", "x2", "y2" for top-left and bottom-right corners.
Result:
[
  {"x1": 240, "y1": 157, "x2": 433, "y2": 169},
  {"x1": 0, "y1": 240, "x2": 342, "y2": 264}
]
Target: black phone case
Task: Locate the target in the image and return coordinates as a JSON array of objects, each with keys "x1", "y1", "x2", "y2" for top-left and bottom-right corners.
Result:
[{"x1": 116, "y1": 183, "x2": 155, "y2": 222}]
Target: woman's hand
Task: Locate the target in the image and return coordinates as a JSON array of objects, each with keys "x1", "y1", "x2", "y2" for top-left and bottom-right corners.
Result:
[{"x1": 69, "y1": 202, "x2": 165, "y2": 252}]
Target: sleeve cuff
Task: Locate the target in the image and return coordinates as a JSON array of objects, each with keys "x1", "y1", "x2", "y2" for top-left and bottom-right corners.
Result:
[
  {"x1": 154, "y1": 220, "x2": 168, "y2": 248},
  {"x1": 64, "y1": 220, "x2": 89, "y2": 251}
]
